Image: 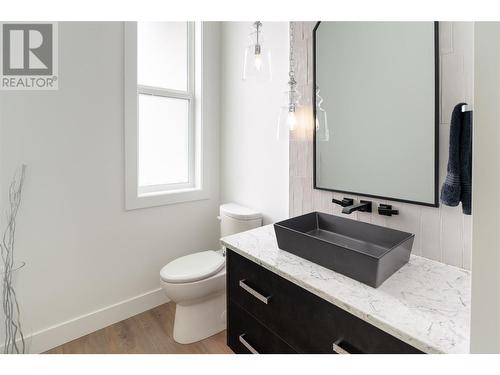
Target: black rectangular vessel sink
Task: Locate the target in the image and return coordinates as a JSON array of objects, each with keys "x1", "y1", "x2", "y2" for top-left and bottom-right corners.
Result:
[{"x1": 274, "y1": 212, "x2": 414, "y2": 288}]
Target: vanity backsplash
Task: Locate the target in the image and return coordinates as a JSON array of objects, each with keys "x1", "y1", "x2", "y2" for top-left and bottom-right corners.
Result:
[{"x1": 289, "y1": 21, "x2": 473, "y2": 270}]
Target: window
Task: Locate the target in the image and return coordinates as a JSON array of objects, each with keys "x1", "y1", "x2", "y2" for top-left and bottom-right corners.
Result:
[
  {"x1": 137, "y1": 22, "x2": 194, "y2": 195},
  {"x1": 125, "y1": 22, "x2": 209, "y2": 209}
]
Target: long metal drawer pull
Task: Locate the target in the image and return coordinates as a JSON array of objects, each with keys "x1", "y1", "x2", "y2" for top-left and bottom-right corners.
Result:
[
  {"x1": 332, "y1": 340, "x2": 351, "y2": 354},
  {"x1": 239, "y1": 279, "x2": 270, "y2": 304},
  {"x1": 239, "y1": 334, "x2": 259, "y2": 354}
]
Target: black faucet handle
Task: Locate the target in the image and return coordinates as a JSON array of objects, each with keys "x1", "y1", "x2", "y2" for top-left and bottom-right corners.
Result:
[
  {"x1": 378, "y1": 204, "x2": 399, "y2": 216},
  {"x1": 332, "y1": 197, "x2": 354, "y2": 207}
]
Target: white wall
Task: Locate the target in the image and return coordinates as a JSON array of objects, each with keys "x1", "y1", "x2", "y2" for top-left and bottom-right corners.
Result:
[
  {"x1": 220, "y1": 22, "x2": 289, "y2": 224},
  {"x1": 470, "y1": 22, "x2": 500, "y2": 353},
  {"x1": 289, "y1": 22, "x2": 473, "y2": 269},
  {"x1": 0, "y1": 22, "x2": 221, "y2": 353}
]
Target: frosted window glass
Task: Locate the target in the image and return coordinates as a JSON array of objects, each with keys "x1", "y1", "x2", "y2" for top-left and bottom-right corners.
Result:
[
  {"x1": 137, "y1": 22, "x2": 188, "y2": 91},
  {"x1": 138, "y1": 94, "x2": 189, "y2": 187}
]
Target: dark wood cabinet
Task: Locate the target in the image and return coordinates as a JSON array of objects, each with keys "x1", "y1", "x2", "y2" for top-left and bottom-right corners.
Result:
[
  {"x1": 226, "y1": 249, "x2": 422, "y2": 354},
  {"x1": 227, "y1": 302, "x2": 296, "y2": 354}
]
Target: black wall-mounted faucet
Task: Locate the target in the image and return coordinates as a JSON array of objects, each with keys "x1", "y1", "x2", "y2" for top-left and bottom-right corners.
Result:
[
  {"x1": 333, "y1": 198, "x2": 398, "y2": 216},
  {"x1": 342, "y1": 200, "x2": 372, "y2": 214}
]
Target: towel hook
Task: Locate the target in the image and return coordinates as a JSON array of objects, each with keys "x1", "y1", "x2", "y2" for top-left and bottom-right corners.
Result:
[{"x1": 462, "y1": 104, "x2": 473, "y2": 112}]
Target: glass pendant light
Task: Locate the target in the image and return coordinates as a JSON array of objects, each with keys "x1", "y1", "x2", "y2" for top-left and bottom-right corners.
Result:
[
  {"x1": 277, "y1": 75, "x2": 300, "y2": 140},
  {"x1": 315, "y1": 86, "x2": 329, "y2": 141},
  {"x1": 277, "y1": 22, "x2": 299, "y2": 141},
  {"x1": 242, "y1": 21, "x2": 272, "y2": 82}
]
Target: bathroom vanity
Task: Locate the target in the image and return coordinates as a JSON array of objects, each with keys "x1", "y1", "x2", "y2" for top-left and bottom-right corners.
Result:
[
  {"x1": 221, "y1": 21, "x2": 470, "y2": 355},
  {"x1": 222, "y1": 225, "x2": 471, "y2": 354}
]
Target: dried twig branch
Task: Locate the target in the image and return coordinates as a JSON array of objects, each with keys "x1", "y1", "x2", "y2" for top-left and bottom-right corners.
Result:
[{"x1": 1, "y1": 164, "x2": 27, "y2": 354}]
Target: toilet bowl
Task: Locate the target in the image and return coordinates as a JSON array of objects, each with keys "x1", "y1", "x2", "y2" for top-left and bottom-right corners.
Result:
[
  {"x1": 160, "y1": 203, "x2": 262, "y2": 344},
  {"x1": 160, "y1": 251, "x2": 227, "y2": 344}
]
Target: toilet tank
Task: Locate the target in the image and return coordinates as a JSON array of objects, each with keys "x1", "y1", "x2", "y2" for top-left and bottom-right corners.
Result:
[{"x1": 219, "y1": 203, "x2": 262, "y2": 238}]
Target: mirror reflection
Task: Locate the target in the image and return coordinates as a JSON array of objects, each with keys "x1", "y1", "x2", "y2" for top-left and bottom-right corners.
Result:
[{"x1": 314, "y1": 22, "x2": 438, "y2": 206}]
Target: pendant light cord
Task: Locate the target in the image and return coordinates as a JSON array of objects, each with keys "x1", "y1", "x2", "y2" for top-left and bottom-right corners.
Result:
[
  {"x1": 288, "y1": 22, "x2": 297, "y2": 111},
  {"x1": 289, "y1": 22, "x2": 295, "y2": 82}
]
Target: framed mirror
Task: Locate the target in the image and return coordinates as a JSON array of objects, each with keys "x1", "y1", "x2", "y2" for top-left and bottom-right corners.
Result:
[{"x1": 313, "y1": 22, "x2": 439, "y2": 207}]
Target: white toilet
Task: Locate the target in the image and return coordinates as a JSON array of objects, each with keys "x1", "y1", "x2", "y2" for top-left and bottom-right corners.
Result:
[{"x1": 160, "y1": 203, "x2": 262, "y2": 344}]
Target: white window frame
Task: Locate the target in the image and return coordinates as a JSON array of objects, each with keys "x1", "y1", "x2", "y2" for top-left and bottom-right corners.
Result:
[{"x1": 124, "y1": 22, "x2": 209, "y2": 210}]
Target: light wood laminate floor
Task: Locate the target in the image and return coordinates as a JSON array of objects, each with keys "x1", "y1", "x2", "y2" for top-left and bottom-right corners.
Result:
[{"x1": 44, "y1": 302, "x2": 233, "y2": 354}]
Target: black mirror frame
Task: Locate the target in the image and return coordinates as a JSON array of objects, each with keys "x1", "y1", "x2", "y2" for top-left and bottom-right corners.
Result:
[{"x1": 312, "y1": 21, "x2": 440, "y2": 208}]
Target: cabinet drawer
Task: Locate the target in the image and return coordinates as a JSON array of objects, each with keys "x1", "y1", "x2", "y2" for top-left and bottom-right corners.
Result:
[
  {"x1": 227, "y1": 302, "x2": 296, "y2": 354},
  {"x1": 227, "y1": 249, "x2": 421, "y2": 354}
]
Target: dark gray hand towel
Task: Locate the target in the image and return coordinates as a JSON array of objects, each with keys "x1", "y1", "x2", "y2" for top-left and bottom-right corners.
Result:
[
  {"x1": 440, "y1": 103, "x2": 466, "y2": 207},
  {"x1": 460, "y1": 110, "x2": 473, "y2": 215}
]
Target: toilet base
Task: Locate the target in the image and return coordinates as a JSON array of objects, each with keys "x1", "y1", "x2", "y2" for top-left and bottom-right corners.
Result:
[{"x1": 173, "y1": 292, "x2": 226, "y2": 344}]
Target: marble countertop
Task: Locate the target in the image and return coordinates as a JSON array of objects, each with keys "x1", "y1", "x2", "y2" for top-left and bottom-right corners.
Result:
[{"x1": 221, "y1": 225, "x2": 471, "y2": 354}]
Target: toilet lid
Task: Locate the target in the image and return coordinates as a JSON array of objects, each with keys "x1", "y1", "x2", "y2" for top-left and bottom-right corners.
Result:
[{"x1": 160, "y1": 251, "x2": 225, "y2": 284}]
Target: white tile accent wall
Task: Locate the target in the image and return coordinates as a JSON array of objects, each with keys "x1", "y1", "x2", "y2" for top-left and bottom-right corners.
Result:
[{"x1": 289, "y1": 22, "x2": 473, "y2": 269}]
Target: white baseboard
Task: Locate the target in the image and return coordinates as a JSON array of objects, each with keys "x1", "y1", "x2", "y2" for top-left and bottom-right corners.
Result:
[{"x1": 3, "y1": 288, "x2": 169, "y2": 354}]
